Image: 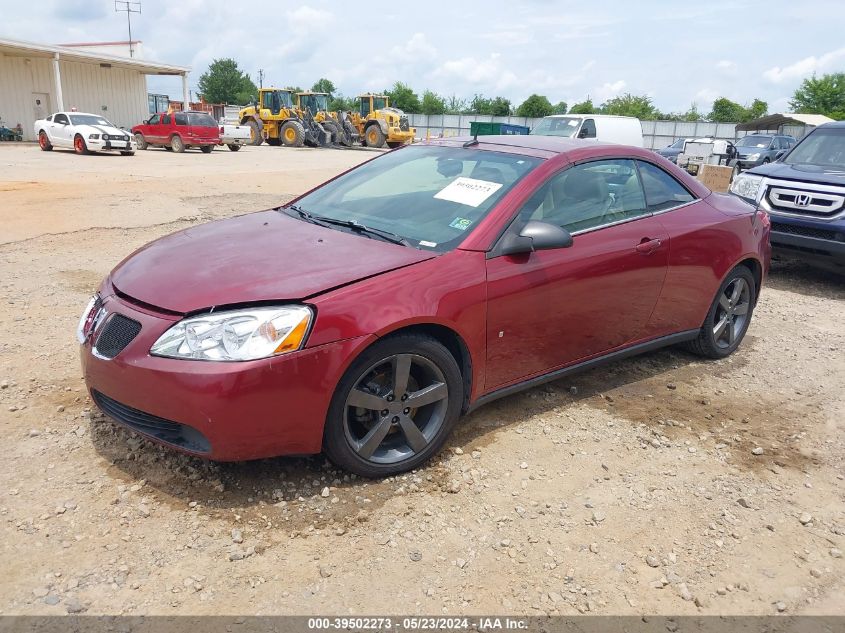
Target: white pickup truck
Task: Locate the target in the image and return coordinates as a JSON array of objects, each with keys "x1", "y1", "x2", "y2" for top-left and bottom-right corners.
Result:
[{"x1": 218, "y1": 121, "x2": 251, "y2": 151}]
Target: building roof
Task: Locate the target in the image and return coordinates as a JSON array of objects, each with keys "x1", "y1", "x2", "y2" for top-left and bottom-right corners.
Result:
[
  {"x1": 0, "y1": 36, "x2": 189, "y2": 75},
  {"x1": 59, "y1": 40, "x2": 143, "y2": 47},
  {"x1": 736, "y1": 113, "x2": 835, "y2": 131}
]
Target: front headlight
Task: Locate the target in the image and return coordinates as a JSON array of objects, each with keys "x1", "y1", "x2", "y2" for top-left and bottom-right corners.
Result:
[
  {"x1": 729, "y1": 173, "x2": 764, "y2": 202},
  {"x1": 746, "y1": 152, "x2": 760, "y2": 160},
  {"x1": 150, "y1": 305, "x2": 313, "y2": 361},
  {"x1": 89, "y1": 134, "x2": 100, "y2": 140}
]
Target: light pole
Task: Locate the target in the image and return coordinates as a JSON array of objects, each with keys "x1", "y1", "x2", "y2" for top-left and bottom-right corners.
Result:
[{"x1": 114, "y1": 1, "x2": 141, "y2": 58}]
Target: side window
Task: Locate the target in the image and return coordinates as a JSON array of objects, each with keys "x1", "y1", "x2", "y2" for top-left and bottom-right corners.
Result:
[
  {"x1": 519, "y1": 159, "x2": 647, "y2": 233},
  {"x1": 579, "y1": 118, "x2": 596, "y2": 139},
  {"x1": 46, "y1": 114, "x2": 53, "y2": 122},
  {"x1": 175, "y1": 112, "x2": 188, "y2": 126},
  {"x1": 637, "y1": 161, "x2": 695, "y2": 211},
  {"x1": 148, "y1": 114, "x2": 160, "y2": 125},
  {"x1": 162, "y1": 114, "x2": 171, "y2": 124},
  {"x1": 54, "y1": 114, "x2": 68, "y2": 125}
]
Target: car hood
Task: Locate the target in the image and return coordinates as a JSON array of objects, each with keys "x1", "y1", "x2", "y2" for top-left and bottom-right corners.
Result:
[
  {"x1": 735, "y1": 146, "x2": 769, "y2": 157},
  {"x1": 79, "y1": 123, "x2": 129, "y2": 137},
  {"x1": 110, "y1": 210, "x2": 437, "y2": 314},
  {"x1": 747, "y1": 161, "x2": 845, "y2": 186}
]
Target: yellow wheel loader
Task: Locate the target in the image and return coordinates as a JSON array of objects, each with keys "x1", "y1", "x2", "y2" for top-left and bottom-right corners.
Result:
[
  {"x1": 347, "y1": 94, "x2": 415, "y2": 149},
  {"x1": 238, "y1": 88, "x2": 307, "y2": 147},
  {"x1": 296, "y1": 92, "x2": 359, "y2": 147}
]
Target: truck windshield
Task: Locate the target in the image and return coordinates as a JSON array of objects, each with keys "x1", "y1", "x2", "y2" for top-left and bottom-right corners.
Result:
[
  {"x1": 286, "y1": 145, "x2": 541, "y2": 252},
  {"x1": 785, "y1": 128, "x2": 845, "y2": 169},
  {"x1": 736, "y1": 135, "x2": 772, "y2": 148},
  {"x1": 373, "y1": 97, "x2": 387, "y2": 110},
  {"x1": 532, "y1": 117, "x2": 579, "y2": 137}
]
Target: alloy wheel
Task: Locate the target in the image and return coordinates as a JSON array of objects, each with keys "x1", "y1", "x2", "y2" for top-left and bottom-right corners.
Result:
[
  {"x1": 343, "y1": 353, "x2": 449, "y2": 464},
  {"x1": 713, "y1": 277, "x2": 750, "y2": 349}
]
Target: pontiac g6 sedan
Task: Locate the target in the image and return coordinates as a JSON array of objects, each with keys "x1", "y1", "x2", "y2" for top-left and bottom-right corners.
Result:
[{"x1": 79, "y1": 136, "x2": 770, "y2": 477}]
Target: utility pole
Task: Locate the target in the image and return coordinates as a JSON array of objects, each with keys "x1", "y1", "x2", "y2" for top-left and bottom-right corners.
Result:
[
  {"x1": 114, "y1": 1, "x2": 141, "y2": 58},
  {"x1": 258, "y1": 69, "x2": 264, "y2": 89}
]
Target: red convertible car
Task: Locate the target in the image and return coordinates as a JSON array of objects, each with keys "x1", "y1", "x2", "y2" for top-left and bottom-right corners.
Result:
[{"x1": 78, "y1": 136, "x2": 770, "y2": 477}]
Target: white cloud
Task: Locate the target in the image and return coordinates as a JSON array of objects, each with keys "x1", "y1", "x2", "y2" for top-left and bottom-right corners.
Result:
[
  {"x1": 288, "y1": 6, "x2": 333, "y2": 29},
  {"x1": 763, "y1": 47, "x2": 845, "y2": 83},
  {"x1": 716, "y1": 60, "x2": 737, "y2": 71},
  {"x1": 594, "y1": 80, "x2": 626, "y2": 102},
  {"x1": 433, "y1": 53, "x2": 519, "y2": 91},
  {"x1": 390, "y1": 33, "x2": 437, "y2": 63}
]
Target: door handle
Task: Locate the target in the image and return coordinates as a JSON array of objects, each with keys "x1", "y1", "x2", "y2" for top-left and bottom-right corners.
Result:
[{"x1": 636, "y1": 238, "x2": 662, "y2": 254}]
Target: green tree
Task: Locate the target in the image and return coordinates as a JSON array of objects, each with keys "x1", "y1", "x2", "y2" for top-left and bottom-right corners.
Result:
[
  {"x1": 385, "y1": 82, "x2": 421, "y2": 113},
  {"x1": 284, "y1": 85, "x2": 303, "y2": 94},
  {"x1": 311, "y1": 78, "x2": 336, "y2": 98},
  {"x1": 445, "y1": 94, "x2": 469, "y2": 114},
  {"x1": 599, "y1": 93, "x2": 660, "y2": 119},
  {"x1": 490, "y1": 97, "x2": 512, "y2": 116},
  {"x1": 568, "y1": 98, "x2": 596, "y2": 114},
  {"x1": 470, "y1": 94, "x2": 493, "y2": 114},
  {"x1": 746, "y1": 98, "x2": 768, "y2": 121},
  {"x1": 661, "y1": 104, "x2": 705, "y2": 122},
  {"x1": 328, "y1": 94, "x2": 357, "y2": 112},
  {"x1": 790, "y1": 73, "x2": 845, "y2": 118},
  {"x1": 197, "y1": 58, "x2": 257, "y2": 105},
  {"x1": 516, "y1": 94, "x2": 554, "y2": 118},
  {"x1": 552, "y1": 101, "x2": 568, "y2": 115},
  {"x1": 708, "y1": 97, "x2": 747, "y2": 122},
  {"x1": 420, "y1": 90, "x2": 447, "y2": 115}
]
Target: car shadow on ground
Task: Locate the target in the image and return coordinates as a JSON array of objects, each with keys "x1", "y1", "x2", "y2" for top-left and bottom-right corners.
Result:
[
  {"x1": 88, "y1": 342, "x2": 712, "y2": 527},
  {"x1": 766, "y1": 254, "x2": 845, "y2": 299}
]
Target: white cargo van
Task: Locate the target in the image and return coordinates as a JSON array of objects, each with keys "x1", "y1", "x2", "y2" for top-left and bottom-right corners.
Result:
[{"x1": 531, "y1": 114, "x2": 644, "y2": 147}]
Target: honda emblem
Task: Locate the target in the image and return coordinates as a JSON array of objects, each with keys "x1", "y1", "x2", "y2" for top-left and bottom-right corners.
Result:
[{"x1": 795, "y1": 194, "x2": 811, "y2": 207}]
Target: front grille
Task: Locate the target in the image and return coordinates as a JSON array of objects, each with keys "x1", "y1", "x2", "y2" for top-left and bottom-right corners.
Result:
[
  {"x1": 92, "y1": 391, "x2": 211, "y2": 454},
  {"x1": 767, "y1": 186, "x2": 845, "y2": 219},
  {"x1": 399, "y1": 116, "x2": 409, "y2": 132},
  {"x1": 771, "y1": 222, "x2": 843, "y2": 241},
  {"x1": 94, "y1": 314, "x2": 141, "y2": 359}
]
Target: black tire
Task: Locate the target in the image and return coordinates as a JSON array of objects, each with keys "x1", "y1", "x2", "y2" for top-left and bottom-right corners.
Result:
[
  {"x1": 386, "y1": 141, "x2": 404, "y2": 149},
  {"x1": 170, "y1": 135, "x2": 185, "y2": 153},
  {"x1": 762, "y1": 158, "x2": 771, "y2": 164},
  {"x1": 200, "y1": 145, "x2": 213, "y2": 153},
  {"x1": 134, "y1": 133, "x2": 147, "y2": 150},
  {"x1": 164, "y1": 146, "x2": 173, "y2": 151},
  {"x1": 73, "y1": 134, "x2": 89, "y2": 155},
  {"x1": 246, "y1": 119, "x2": 264, "y2": 146},
  {"x1": 323, "y1": 334, "x2": 463, "y2": 478},
  {"x1": 120, "y1": 151, "x2": 135, "y2": 156},
  {"x1": 280, "y1": 120, "x2": 305, "y2": 147},
  {"x1": 227, "y1": 144, "x2": 241, "y2": 152},
  {"x1": 38, "y1": 130, "x2": 53, "y2": 151},
  {"x1": 322, "y1": 120, "x2": 340, "y2": 144},
  {"x1": 686, "y1": 265, "x2": 756, "y2": 359},
  {"x1": 364, "y1": 124, "x2": 386, "y2": 148}
]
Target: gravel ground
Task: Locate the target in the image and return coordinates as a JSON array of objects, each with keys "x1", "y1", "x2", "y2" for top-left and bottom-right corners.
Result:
[{"x1": 0, "y1": 143, "x2": 843, "y2": 616}]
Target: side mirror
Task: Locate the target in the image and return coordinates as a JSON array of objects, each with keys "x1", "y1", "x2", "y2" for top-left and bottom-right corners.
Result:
[
  {"x1": 775, "y1": 150, "x2": 786, "y2": 160},
  {"x1": 578, "y1": 128, "x2": 588, "y2": 139},
  {"x1": 499, "y1": 220, "x2": 573, "y2": 256}
]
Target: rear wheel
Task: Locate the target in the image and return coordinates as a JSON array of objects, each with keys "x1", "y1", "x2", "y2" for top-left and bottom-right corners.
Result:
[
  {"x1": 227, "y1": 144, "x2": 241, "y2": 152},
  {"x1": 280, "y1": 121, "x2": 305, "y2": 147},
  {"x1": 134, "y1": 133, "x2": 147, "y2": 150},
  {"x1": 365, "y1": 124, "x2": 386, "y2": 148},
  {"x1": 38, "y1": 131, "x2": 52, "y2": 151},
  {"x1": 200, "y1": 145, "x2": 213, "y2": 153},
  {"x1": 686, "y1": 266, "x2": 756, "y2": 359},
  {"x1": 324, "y1": 334, "x2": 463, "y2": 478},
  {"x1": 73, "y1": 135, "x2": 89, "y2": 155},
  {"x1": 170, "y1": 135, "x2": 185, "y2": 153},
  {"x1": 246, "y1": 119, "x2": 264, "y2": 146}
]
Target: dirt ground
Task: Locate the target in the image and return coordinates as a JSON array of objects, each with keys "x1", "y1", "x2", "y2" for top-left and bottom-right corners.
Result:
[{"x1": 0, "y1": 143, "x2": 843, "y2": 617}]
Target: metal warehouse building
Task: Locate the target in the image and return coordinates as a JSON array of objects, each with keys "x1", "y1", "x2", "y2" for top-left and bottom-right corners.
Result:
[{"x1": 0, "y1": 37, "x2": 189, "y2": 141}]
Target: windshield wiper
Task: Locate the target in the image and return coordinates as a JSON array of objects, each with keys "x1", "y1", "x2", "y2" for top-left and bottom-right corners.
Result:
[{"x1": 284, "y1": 205, "x2": 412, "y2": 247}]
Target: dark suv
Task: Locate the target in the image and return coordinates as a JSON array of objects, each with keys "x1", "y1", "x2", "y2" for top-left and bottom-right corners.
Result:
[
  {"x1": 733, "y1": 134, "x2": 796, "y2": 173},
  {"x1": 730, "y1": 122, "x2": 845, "y2": 269}
]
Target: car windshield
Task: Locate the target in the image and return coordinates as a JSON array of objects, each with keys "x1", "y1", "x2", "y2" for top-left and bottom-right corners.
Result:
[
  {"x1": 784, "y1": 128, "x2": 845, "y2": 169},
  {"x1": 669, "y1": 138, "x2": 686, "y2": 149},
  {"x1": 286, "y1": 145, "x2": 542, "y2": 252},
  {"x1": 70, "y1": 114, "x2": 113, "y2": 126},
  {"x1": 187, "y1": 113, "x2": 217, "y2": 127},
  {"x1": 532, "y1": 117, "x2": 580, "y2": 137},
  {"x1": 736, "y1": 135, "x2": 772, "y2": 148}
]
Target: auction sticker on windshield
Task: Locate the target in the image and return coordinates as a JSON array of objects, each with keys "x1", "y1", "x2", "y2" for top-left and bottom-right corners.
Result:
[{"x1": 434, "y1": 177, "x2": 503, "y2": 207}]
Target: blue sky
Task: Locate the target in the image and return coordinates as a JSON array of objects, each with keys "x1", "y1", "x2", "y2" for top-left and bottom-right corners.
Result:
[{"x1": 2, "y1": 0, "x2": 843, "y2": 113}]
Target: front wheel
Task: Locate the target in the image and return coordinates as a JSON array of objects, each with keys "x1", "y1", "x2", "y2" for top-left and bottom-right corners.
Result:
[
  {"x1": 38, "y1": 131, "x2": 52, "y2": 151},
  {"x1": 279, "y1": 121, "x2": 305, "y2": 147},
  {"x1": 323, "y1": 335, "x2": 463, "y2": 477},
  {"x1": 686, "y1": 266, "x2": 756, "y2": 359},
  {"x1": 364, "y1": 124, "x2": 386, "y2": 148},
  {"x1": 246, "y1": 119, "x2": 263, "y2": 146},
  {"x1": 73, "y1": 135, "x2": 89, "y2": 155},
  {"x1": 134, "y1": 133, "x2": 147, "y2": 150}
]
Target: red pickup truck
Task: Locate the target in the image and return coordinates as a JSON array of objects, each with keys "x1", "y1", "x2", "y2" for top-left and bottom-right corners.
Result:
[{"x1": 132, "y1": 111, "x2": 220, "y2": 153}]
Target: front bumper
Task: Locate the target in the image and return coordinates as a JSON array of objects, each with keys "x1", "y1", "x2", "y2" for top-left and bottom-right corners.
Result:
[
  {"x1": 80, "y1": 288, "x2": 374, "y2": 461},
  {"x1": 736, "y1": 157, "x2": 764, "y2": 169},
  {"x1": 769, "y1": 218, "x2": 845, "y2": 262},
  {"x1": 87, "y1": 137, "x2": 135, "y2": 152},
  {"x1": 388, "y1": 128, "x2": 416, "y2": 143}
]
